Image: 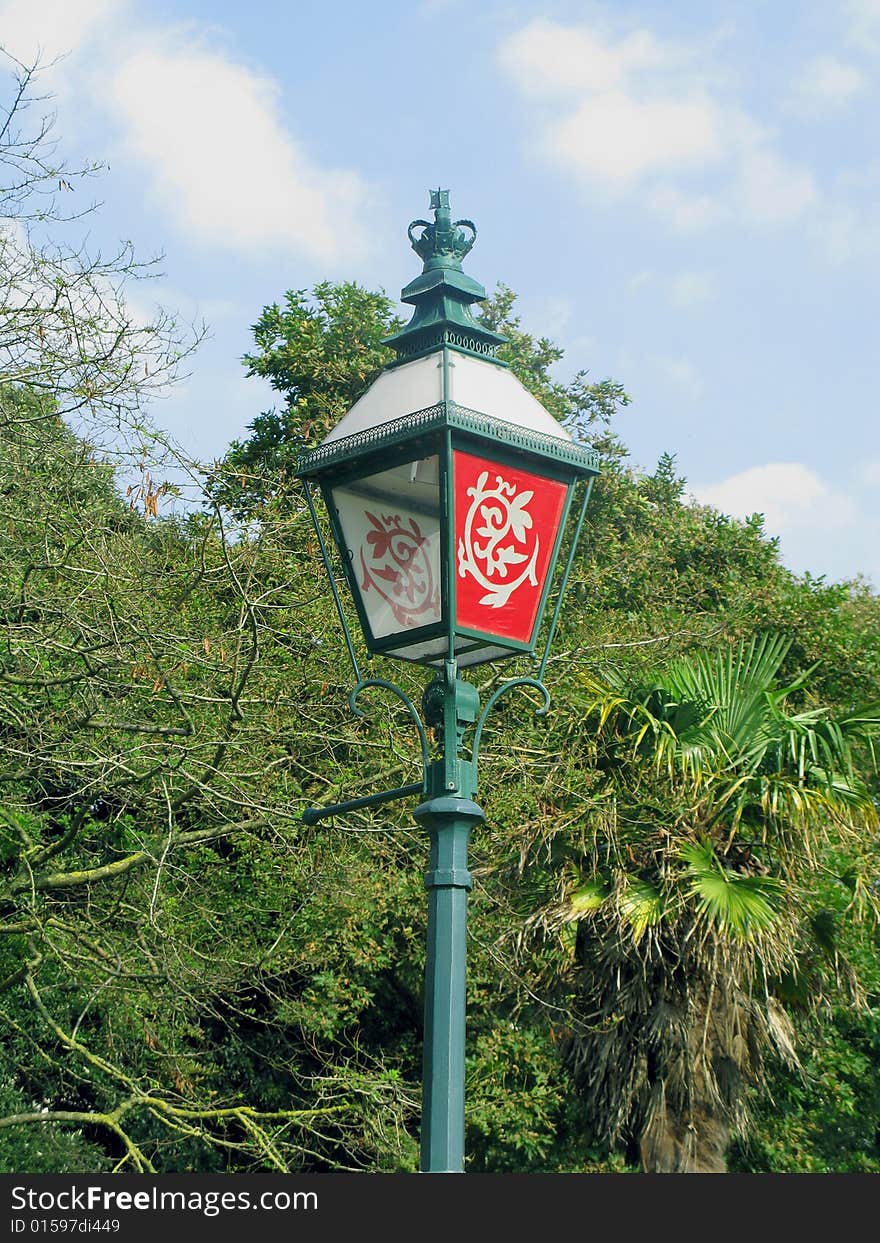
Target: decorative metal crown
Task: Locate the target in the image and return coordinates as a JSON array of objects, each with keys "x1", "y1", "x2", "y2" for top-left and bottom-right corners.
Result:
[
  {"x1": 383, "y1": 189, "x2": 507, "y2": 367},
  {"x1": 408, "y1": 188, "x2": 476, "y2": 269}
]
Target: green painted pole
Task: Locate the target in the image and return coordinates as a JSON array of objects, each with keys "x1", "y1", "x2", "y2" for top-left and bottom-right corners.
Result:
[
  {"x1": 416, "y1": 670, "x2": 483, "y2": 1173},
  {"x1": 414, "y1": 795, "x2": 483, "y2": 1172}
]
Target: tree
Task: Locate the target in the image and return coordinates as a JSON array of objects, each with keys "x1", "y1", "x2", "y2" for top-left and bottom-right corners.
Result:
[
  {"x1": 481, "y1": 283, "x2": 630, "y2": 460},
  {"x1": 524, "y1": 633, "x2": 879, "y2": 1171},
  {"x1": 211, "y1": 282, "x2": 404, "y2": 517},
  {"x1": 0, "y1": 59, "x2": 411, "y2": 1173},
  {"x1": 0, "y1": 381, "x2": 443, "y2": 1171},
  {"x1": 3, "y1": 54, "x2": 196, "y2": 426}
]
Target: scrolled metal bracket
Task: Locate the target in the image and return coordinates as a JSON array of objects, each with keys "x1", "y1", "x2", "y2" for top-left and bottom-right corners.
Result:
[
  {"x1": 303, "y1": 672, "x2": 553, "y2": 823},
  {"x1": 471, "y1": 677, "x2": 551, "y2": 767},
  {"x1": 302, "y1": 677, "x2": 431, "y2": 824},
  {"x1": 348, "y1": 677, "x2": 431, "y2": 777}
]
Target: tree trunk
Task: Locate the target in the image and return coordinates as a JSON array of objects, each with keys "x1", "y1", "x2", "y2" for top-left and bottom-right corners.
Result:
[{"x1": 639, "y1": 1098, "x2": 729, "y2": 1173}]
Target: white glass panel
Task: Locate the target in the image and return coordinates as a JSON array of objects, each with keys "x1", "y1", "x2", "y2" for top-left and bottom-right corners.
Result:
[
  {"x1": 450, "y1": 353, "x2": 574, "y2": 442},
  {"x1": 456, "y1": 644, "x2": 513, "y2": 667},
  {"x1": 382, "y1": 639, "x2": 516, "y2": 667},
  {"x1": 332, "y1": 457, "x2": 442, "y2": 640},
  {"x1": 321, "y1": 355, "x2": 442, "y2": 444},
  {"x1": 384, "y1": 636, "x2": 451, "y2": 663}
]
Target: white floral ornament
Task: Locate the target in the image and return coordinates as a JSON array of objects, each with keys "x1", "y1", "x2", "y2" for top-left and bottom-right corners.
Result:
[{"x1": 458, "y1": 470, "x2": 539, "y2": 607}]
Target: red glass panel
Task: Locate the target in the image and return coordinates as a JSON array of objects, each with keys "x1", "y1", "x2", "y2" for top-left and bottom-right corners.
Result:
[{"x1": 453, "y1": 450, "x2": 567, "y2": 644}]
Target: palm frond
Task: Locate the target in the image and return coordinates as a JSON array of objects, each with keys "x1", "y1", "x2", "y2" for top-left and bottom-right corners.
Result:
[
  {"x1": 681, "y1": 839, "x2": 782, "y2": 940},
  {"x1": 617, "y1": 875, "x2": 665, "y2": 941},
  {"x1": 568, "y1": 878, "x2": 610, "y2": 916},
  {"x1": 805, "y1": 766, "x2": 874, "y2": 809}
]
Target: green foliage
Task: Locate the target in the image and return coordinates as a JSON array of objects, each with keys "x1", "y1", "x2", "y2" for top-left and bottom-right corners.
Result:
[
  {"x1": 212, "y1": 283, "x2": 403, "y2": 516},
  {"x1": 731, "y1": 910, "x2": 880, "y2": 1174},
  {"x1": 681, "y1": 840, "x2": 783, "y2": 938},
  {"x1": 513, "y1": 627, "x2": 879, "y2": 1170},
  {"x1": 465, "y1": 1024, "x2": 573, "y2": 1171},
  {"x1": 0, "y1": 1082, "x2": 110, "y2": 1175},
  {"x1": 479, "y1": 284, "x2": 631, "y2": 459},
  {"x1": 617, "y1": 875, "x2": 665, "y2": 941},
  {"x1": 0, "y1": 383, "x2": 428, "y2": 1171}
]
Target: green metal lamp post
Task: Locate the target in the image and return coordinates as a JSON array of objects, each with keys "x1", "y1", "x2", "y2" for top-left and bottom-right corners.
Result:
[{"x1": 298, "y1": 190, "x2": 599, "y2": 1173}]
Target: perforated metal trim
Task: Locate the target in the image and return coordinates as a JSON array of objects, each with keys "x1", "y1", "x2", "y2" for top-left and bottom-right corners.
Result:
[{"x1": 296, "y1": 402, "x2": 600, "y2": 477}]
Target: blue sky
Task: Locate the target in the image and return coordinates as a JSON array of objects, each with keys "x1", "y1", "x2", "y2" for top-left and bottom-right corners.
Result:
[{"x1": 2, "y1": 0, "x2": 878, "y2": 587}]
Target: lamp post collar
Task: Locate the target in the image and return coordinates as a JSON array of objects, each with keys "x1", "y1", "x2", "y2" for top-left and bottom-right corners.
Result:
[{"x1": 383, "y1": 188, "x2": 508, "y2": 368}]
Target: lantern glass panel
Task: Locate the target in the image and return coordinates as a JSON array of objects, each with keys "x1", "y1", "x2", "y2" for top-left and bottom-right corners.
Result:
[
  {"x1": 453, "y1": 449, "x2": 568, "y2": 647},
  {"x1": 331, "y1": 455, "x2": 442, "y2": 641}
]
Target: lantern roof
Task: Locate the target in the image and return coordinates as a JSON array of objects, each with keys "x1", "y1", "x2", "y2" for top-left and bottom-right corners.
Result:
[
  {"x1": 297, "y1": 190, "x2": 600, "y2": 480},
  {"x1": 320, "y1": 351, "x2": 573, "y2": 446}
]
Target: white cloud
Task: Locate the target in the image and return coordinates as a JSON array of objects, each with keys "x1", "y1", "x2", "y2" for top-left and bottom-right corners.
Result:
[
  {"x1": 669, "y1": 270, "x2": 715, "y2": 308},
  {"x1": 0, "y1": 0, "x2": 117, "y2": 64},
  {"x1": 735, "y1": 148, "x2": 817, "y2": 226},
  {"x1": 811, "y1": 198, "x2": 880, "y2": 264},
  {"x1": 547, "y1": 90, "x2": 721, "y2": 187},
  {"x1": 499, "y1": 19, "x2": 819, "y2": 234},
  {"x1": 691, "y1": 463, "x2": 856, "y2": 532},
  {"x1": 503, "y1": 19, "x2": 722, "y2": 191},
  {"x1": 692, "y1": 461, "x2": 880, "y2": 584},
  {"x1": 110, "y1": 44, "x2": 374, "y2": 263},
  {"x1": 518, "y1": 293, "x2": 574, "y2": 339},
  {"x1": 847, "y1": 0, "x2": 880, "y2": 50},
  {"x1": 787, "y1": 55, "x2": 867, "y2": 113},
  {"x1": 646, "y1": 185, "x2": 723, "y2": 232},
  {"x1": 499, "y1": 22, "x2": 682, "y2": 97},
  {"x1": 1, "y1": 4, "x2": 377, "y2": 266},
  {"x1": 123, "y1": 281, "x2": 238, "y2": 335}
]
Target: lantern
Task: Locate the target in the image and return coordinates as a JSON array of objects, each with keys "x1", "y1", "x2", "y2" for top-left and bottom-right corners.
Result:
[{"x1": 298, "y1": 189, "x2": 598, "y2": 668}]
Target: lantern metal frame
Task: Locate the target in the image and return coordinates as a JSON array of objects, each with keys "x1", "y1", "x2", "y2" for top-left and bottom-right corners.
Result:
[{"x1": 298, "y1": 392, "x2": 599, "y2": 668}]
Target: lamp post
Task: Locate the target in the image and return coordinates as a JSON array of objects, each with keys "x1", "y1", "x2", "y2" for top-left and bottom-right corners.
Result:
[{"x1": 298, "y1": 190, "x2": 599, "y2": 1173}]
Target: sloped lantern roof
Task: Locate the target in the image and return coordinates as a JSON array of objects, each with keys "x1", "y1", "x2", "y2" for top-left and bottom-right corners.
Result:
[{"x1": 298, "y1": 189, "x2": 598, "y2": 479}]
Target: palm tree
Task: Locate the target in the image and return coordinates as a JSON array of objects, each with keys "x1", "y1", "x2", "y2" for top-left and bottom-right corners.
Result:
[{"x1": 530, "y1": 633, "x2": 879, "y2": 1171}]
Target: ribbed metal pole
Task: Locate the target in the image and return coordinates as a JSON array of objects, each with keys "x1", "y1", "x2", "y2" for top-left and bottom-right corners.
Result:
[{"x1": 415, "y1": 673, "x2": 482, "y2": 1173}]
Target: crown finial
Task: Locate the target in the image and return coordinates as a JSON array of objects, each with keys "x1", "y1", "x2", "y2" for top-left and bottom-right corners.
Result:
[
  {"x1": 382, "y1": 189, "x2": 507, "y2": 367},
  {"x1": 408, "y1": 188, "x2": 476, "y2": 270}
]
